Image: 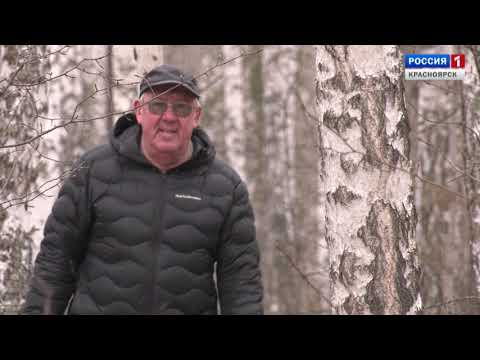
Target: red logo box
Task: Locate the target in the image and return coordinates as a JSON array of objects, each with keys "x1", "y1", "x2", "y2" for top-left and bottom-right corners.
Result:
[{"x1": 451, "y1": 54, "x2": 465, "y2": 68}]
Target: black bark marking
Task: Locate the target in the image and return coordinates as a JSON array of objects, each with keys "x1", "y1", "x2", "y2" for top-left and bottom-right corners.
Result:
[
  {"x1": 339, "y1": 250, "x2": 358, "y2": 287},
  {"x1": 325, "y1": 73, "x2": 348, "y2": 93},
  {"x1": 323, "y1": 110, "x2": 356, "y2": 135},
  {"x1": 359, "y1": 200, "x2": 415, "y2": 314},
  {"x1": 329, "y1": 185, "x2": 361, "y2": 206},
  {"x1": 317, "y1": 62, "x2": 328, "y2": 73},
  {"x1": 340, "y1": 153, "x2": 363, "y2": 175}
]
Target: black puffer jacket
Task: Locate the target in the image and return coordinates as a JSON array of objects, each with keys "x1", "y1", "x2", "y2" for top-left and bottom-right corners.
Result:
[{"x1": 22, "y1": 114, "x2": 263, "y2": 315}]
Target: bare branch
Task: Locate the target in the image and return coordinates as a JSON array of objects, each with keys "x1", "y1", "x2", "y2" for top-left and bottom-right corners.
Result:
[
  {"x1": 193, "y1": 47, "x2": 263, "y2": 83},
  {"x1": 292, "y1": 83, "x2": 466, "y2": 200},
  {"x1": 417, "y1": 137, "x2": 480, "y2": 184},
  {"x1": 9, "y1": 53, "x2": 110, "y2": 88},
  {"x1": 421, "y1": 80, "x2": 478, "y2": 104},
  {"x1": 422, "y1": 296, "x2": 480, "y2": 312},
  {"x1": 275, "y1": 241, "x2": 332, "y2": 307},
  {"x1": 1, "y1": 49, "x2": 265, "y2": 150},
  {"x1": 0, "y1": 62, "x2": 26, "y2": 98},
  {"x1": 320, "y1": 122, "x2": 466, "y2": 200},
  {"x1": 0, "y1": 164, "x2": 80, "y2": 210},
  {"x1": 27, "y1": 141, "x2": 64, "y2": 164},
  {"x1": 466, "y1": 45, "x2": 480, "y2": 81},
  {"x1": 0, "y1": 155, "x2": 19, "y2": 196}
]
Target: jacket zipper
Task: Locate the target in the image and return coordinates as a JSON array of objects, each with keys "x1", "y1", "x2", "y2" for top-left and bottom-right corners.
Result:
[{"x1": 151, "y1": 171, "x2": 167, "y2": 314}]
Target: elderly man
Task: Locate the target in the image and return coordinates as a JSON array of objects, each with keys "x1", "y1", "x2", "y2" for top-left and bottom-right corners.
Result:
[{"x1": 22, "y1": 64, "x2": 263, "y2": 315}]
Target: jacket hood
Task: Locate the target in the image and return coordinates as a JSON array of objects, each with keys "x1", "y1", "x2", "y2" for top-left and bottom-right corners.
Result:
[{"x1": 110, "y1": 113, "x2": 216, "y2": 173}]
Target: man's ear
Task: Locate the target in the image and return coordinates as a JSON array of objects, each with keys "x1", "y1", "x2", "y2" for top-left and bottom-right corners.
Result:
[
  {"x1": 193, "y1": 107, "x2": 202, "y2": 128},
  {"x1": 133, "y1": 99, "x2": 143, "y2": 124}
]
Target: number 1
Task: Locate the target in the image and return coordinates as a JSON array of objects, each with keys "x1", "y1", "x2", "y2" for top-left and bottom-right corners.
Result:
[{"x1": 453, "y1": 55, "x2": 460, "y2": 67}]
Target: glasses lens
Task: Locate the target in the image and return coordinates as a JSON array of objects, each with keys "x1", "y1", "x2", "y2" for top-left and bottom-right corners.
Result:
[
  {"x1": 147, "y1": 101, "x2": 193, "y2": 117},
  {"x1": 148, "y1": 101, "x2": 168, "y2": 115},
  {"x1": 173, "y1": 103, "x2": 193, "y2": 117}
]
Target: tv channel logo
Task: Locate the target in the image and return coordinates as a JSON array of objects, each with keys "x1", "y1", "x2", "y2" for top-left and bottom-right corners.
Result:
[{"x1": 404, "y1": 54, "x2": 465, "y2": 80}]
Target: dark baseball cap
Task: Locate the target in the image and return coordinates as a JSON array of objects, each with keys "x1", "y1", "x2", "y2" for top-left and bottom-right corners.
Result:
[{"x1": 138, "y1": 64, "x2": 200, "y2": 99}]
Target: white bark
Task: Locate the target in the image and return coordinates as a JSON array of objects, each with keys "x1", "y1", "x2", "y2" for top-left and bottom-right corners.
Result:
[
  {"x1": 462, "y1": 47, "x2": 480, "y2": 295},
  {"x1": 130, "y1": 45, "x2": 164, "y2": 76},
  {"x1": 411, "y1": 45, "x2": 479, "y2": 313},
  {"x1": 111, "y1": 45, "x2": 164, "y2": 115},
  {"x1": 263, "y1": 45, "x2": 297, "y2": 313},
  {"x1": 0, "y1": 45, "x2": 49, "y2": 312},
  {"x1": 316, "y1": 45, "x2": 421, "y2": 314},
  {"x1": 223, "y1": 45, "x2": 246, "y2": 179}
]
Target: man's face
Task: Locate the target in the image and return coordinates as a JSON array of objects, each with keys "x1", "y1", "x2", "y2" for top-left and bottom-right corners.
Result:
[{"x1": 134, "y1": 85, "x2": 201, "y2": 156}]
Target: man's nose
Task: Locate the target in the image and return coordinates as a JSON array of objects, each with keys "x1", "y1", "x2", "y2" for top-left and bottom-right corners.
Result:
[{"x1": 161, "y1": 106, "x2": 177, "y2": 121}]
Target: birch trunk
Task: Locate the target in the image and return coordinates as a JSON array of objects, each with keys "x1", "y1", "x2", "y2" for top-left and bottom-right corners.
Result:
[
  {"x1": 105, "y1": 45, "x2": 115, "y2": 132},
  {"x1": 0, "y1": 45, "x2": 49, "y2": 313},
  {"x1": 291, "y1": 45, "x2": 326, "y2": 312},
  {"x1": 223, "y1": 45, "x2": 246, "y2": 178},
  {"x1": 263, "y1": 45, "x2": 298, "y2": 313},
  {"x1": 315, "y1": 45, "x2": 421, "y2": 314},
  {"x1": 412, "y1": 45, "x2": 479, "y2": 314},
  {"x1": 242, "y1": 45, "x2": 276, "y2": 312},
  {"x1": 460, "y1": 46, "x2": 480, "y2": 310}
]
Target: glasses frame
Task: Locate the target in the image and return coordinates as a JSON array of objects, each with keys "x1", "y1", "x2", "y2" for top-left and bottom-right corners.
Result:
[{"x1": 145, "y1": 99, "x2": 196, "y2": 118}]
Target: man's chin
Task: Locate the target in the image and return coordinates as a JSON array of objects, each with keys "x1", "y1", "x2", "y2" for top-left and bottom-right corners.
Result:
[{"x1": 153, "y1": 140, "x2": 179, "y2": 153}]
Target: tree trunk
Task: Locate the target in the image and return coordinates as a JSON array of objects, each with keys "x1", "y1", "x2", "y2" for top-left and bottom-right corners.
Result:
[
  {"x1": 132, "y1": 45, "x2": 164, "y2": 76},
  {"x1": 196, "y1": 45, "x2": 228, "y2": 161},
  {"x1": 242, "y1": 45, "x2": 276, "y2": 312},
  {"x1": 410, "y1": 45, "x2": 479, "y2": 314},
  {"x1": 105, "y1": 45, "x2": 115, "y2": 132},
  {"x1": 459, "y1": 45, "x2": 480, "y2": 311},
  {"x1": 0, "y1": 45, "x2": 49, "y2": 313},
  {"x1": 262, "y1": 45, "x2": 298, "y2": 314},
  {"x1": 291, "y1": 45, "x2": 327, "y2": 313},
  {"x1": 315, "y1": 45, "x2": 421, "y2": 314},
  {"x1": 163, "y1": 45, "x2": 201, "y2": 76},
  {"x1": 222, "y1": 45, "x2": 246, "y2": 177}
]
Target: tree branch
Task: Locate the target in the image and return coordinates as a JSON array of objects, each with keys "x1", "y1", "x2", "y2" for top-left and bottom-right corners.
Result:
[
  {"x1": 422, "y1": 296, "x2": 480, "y2": 312},
  {"x1": 275, "y1": 241, "x2": 332, "y2": 307},
  {"x1": 1, "y1": 49, "x2": 265, "y2": 150}
]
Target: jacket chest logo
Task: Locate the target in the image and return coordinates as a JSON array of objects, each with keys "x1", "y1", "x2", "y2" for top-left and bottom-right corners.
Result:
[{"x1": 175, "y1": 194, "x2": 202, "y2": 201}]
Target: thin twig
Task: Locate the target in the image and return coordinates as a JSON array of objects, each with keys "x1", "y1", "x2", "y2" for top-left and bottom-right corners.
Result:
[
  {"x1": 275, "y1": 241, "x2": 332, "y2": 307},
  {"x1": 416, "y1": 137, "x2": 480, "y2": 184},
  {"x1": 10, "y1": 53, "x2": 110, "y2": 88},
  {"x1": 466, "y1": 45, "x2": 480, "y2": 83},
  {"x1": 1, "y1": 50, "x2": 264, "y2": 150},
  {"x1": 0, "y1": 165, "x2": 80, "y2": 209},
  {"x1": 27, "y1": 141, "x2": 65, "y2": 164},
  {"x1": 422, "y1": 296, "x2": 480, "y2": 311},
  {"x1": 0, "y1": 62, "x2": 26, "y2": 98},
  {"x1": 320, "y1": 122, "x2": 466, "y2": 200}
]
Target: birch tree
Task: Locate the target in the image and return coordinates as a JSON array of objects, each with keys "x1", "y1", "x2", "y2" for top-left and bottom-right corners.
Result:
[
  {"x1": 461, "y1": 46, "x2": 480, "y2": 297},
  {"x1": 222, "y1": 45, "x2": 246, "y2": 177},
  {"x1": 0, "y1": 45, "x2": 49, "y2": 313},
  {"x1": 242, "y1": 45, "x2": 276, "y2": 311},
  {"x1": 263, "y1": 45, "x2": 327, "y2": 314},
  {"x1": 262, "y1": 45, "x2": 296, "y2": 313},
  {"x1": 290, "y1": 45, "x2": 327, "y2": 313},
  {"x1": 54, "y1": 45, "x2": 109, "y2": 175},
  {"x1": 404, "y1": 45, "x2": 480, "y2": 314},
  {"x1": 196, "y1": 45, "x2": 229, "y2": 160},
  {"x1": 316, "y1": 45, "x2": 421, "y2": 314}
]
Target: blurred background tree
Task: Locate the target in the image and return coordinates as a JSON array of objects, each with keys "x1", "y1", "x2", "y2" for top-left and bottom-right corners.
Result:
[{"x1": 1, "y1": 44, "x2": 479, "y2": 314}]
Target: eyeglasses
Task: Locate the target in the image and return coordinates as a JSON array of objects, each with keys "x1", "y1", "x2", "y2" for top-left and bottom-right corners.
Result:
[{"x1": 146, "y1": 100, "x2": 195, "y2": 118}]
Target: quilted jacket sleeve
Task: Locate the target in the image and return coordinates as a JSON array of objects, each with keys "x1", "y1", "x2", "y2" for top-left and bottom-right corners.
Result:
[
  {"x1": 216, "y1": 181, "x2": 263, "y2": 315},
  {"x1": 20, "y1": 157, "x2": 92, "y2": 315}
]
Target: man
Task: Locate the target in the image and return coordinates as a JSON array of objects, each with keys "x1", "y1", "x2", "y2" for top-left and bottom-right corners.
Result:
[{"x1": 21, "y1": 64, "x2": 263, "y2": 315}]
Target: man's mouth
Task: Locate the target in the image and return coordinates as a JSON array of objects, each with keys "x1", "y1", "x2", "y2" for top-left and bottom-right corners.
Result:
[{"x1": 157, "y1": 128, "x2": 177, "y2": 134}]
